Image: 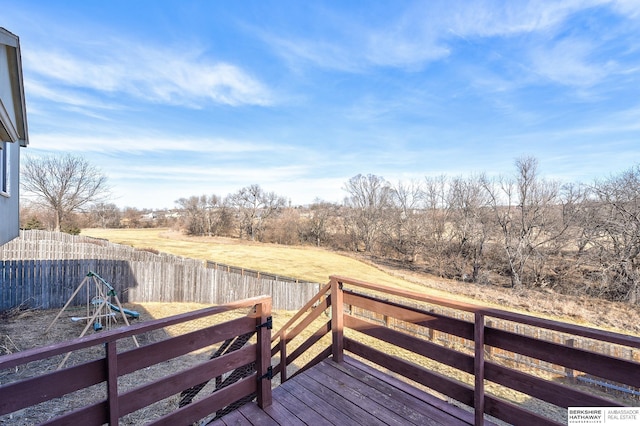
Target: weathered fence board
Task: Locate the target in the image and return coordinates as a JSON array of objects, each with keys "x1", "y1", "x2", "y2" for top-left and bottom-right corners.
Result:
[{"x1": 0, "y1": 231, "x2": 320, "y2": 311}]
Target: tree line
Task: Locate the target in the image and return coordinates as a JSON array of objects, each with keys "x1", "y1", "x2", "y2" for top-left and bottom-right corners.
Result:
[{"x1": 20, "y1": 154, "x2": 640, "y2": 304}]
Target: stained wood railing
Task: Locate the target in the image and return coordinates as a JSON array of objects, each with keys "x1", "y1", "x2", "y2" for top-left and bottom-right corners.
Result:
[
  {"x1": 0, "y1": 296, "x2": 272, "y2": 425},
  {"x1": 3, "y1": 276, "x2": 639, "y2": 425},
  {"x1": 272, "y1": 276, "x2": 640, "y2": 426}
]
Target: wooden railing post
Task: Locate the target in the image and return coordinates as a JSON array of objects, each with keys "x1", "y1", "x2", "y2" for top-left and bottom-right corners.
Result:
[
  {"x1": 106, "y1": 340, "x2": 119, "y2": 426},
  {"x1": 474, "y1": 310, "x2": 485, "y2": 426},
  {"x1": 331, "y1": 278, "x2": 344, "y2": 363},
  {"x1": 256, "y1": 299, "x2": 273, "y2": 408}
]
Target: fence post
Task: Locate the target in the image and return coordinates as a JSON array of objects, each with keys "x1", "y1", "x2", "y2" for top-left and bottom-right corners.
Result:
[
  {"x1": 331, "y1": 278, "x2": 344, "y2": 363},
  {"x1": 256, "y1": 298, "x2": 273, "y2": 408},
  {"x1": 474, "y1": 310, "x2": 485, "y2": 426}
]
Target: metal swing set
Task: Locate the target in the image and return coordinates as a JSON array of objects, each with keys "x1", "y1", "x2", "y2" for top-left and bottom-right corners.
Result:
[{"x1": 45, "y1": 271, "x2": 140, "y2": 368}]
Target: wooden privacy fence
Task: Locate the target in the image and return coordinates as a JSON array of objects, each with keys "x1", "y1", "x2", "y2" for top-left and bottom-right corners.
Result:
[
  {"x1": 272, "y1": 276, "x2": 640, "y2": 426},
  {"x1": 0, "y1": 295, "x2": 273, "y2": 425},
  {"x1": 0, "y1": 231, "x2": 320, "y2": 311}
]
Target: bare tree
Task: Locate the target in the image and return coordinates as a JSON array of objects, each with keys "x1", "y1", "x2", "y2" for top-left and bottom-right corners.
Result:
[
  {"x1": 423, "y1": 175, "x2": 453, "y2": 277},
  {"x1": 228, "y1": 184, "x2": 286, "y2": 241},
  {"x1": 121, "y1": 207, "x2": 142, "y2": 228},
  {"x1": 263, "y1": 207, "x2": 302, "y2": 245},
  {"x1": 343, "y1": 174, "x2": 392, "y2": 252},
  {"x1": 302, "y1": 199, "x2": 339, "y2": 247},
  {"x1": 578, "y1": 165, "x2": 640, "y2": 302},
  {"x1": 21, "y1": 154, "x2": 109, "y2": 232},
  {"x1": 176, "y1": 194, "x2": 230, "y2": 236},
  {"x1": 448, "y1": 175, "x2": 492, "y2": 282},
  {"x1": 89, "y1": 202, "x2": 122, "y2": 228},
  {"x1": 383, "y1": 179, "x2": 426, "y2": 262},
  {"x1": 483, "y1": 157, "x2": 570, "y2": 288}
]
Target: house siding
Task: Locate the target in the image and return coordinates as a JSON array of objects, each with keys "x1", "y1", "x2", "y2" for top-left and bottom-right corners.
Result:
[
  {"x1": 0, "y1": 28, "x2": 27, "y2": 246},
  {"x1": 0, "y1": 142, "x2": 19, "y2": 244}
]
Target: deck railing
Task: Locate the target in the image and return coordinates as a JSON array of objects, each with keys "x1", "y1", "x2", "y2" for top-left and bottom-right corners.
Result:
[
  {"x1": 3, "y1": 276, "x2": 639, "y2": 425},
  {"x1": 0, "y1": 296, "x2": 272, "y2": 425},
  {"x1": 271, "y1": 275, "x2": 640, "y2": 426}
]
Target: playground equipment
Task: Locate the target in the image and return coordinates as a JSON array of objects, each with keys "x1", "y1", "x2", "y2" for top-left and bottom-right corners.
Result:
[{"x1": 45, "y1": 271, "x2": 140, "y2": 368}]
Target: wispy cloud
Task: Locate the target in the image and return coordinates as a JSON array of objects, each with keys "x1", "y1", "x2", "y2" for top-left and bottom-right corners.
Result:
[
  {"x1": 25, "y1": 79, "x2": 120, "y2": 117},
  {"x1": 257, "y1": 13, "x2": 450, "y2": 72},
  {"x1": 446, "y1": 0, "x2": 591, "y2": 37},
  {"x1": 111, "y1": 163, "x2": 310, "y2": 183},
  {"x1": 23, "y1": 38, "x2": 273, "y2": 108},
  {"x1": 29, "y1": 133, "x2": 294, "y2": 154},
  {"x1": 259, "y1": 0, "x2": 638, "y2": 80},
  {"x1": 529, "y1": 37, "x2": 610, "y2": 86}
]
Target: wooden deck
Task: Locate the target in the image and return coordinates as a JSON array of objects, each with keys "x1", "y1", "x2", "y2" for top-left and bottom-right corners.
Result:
[{"x1": 211, "y1": 356, "x2": 483, "y2": 426}]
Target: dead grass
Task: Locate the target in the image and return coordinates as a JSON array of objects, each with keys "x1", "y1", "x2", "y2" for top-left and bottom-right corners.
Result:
[{"x1": 81, "y1": 228, "x2": 640, "y2": 336}]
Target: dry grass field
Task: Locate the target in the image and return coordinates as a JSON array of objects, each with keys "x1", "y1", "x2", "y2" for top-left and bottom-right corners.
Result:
[
  {"x1": 82, "y1": 228, "x2": 437, "y2": 287},
  {"x1": 81, "y1": 228, "x2": 640, "y2": 335}
]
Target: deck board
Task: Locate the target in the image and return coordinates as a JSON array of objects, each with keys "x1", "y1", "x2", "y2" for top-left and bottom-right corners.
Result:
[
  {"x1": 210, "y1": 356, "x2": 480, "y2": 425},
  {"x1": 292, "y1": 370, "x2": 386, "y2": 426},
  {"x1": 312, "y1": 359, "x2": 445, "y2": 426},
  {"x1": 304, "y1": 362, "x2": 407, "y2": 426},
  {"x1": 237, "y1": 402, "x2": 280, "y2": 426},
  {"x1": 261, "y1": 398, "x2": 307, "y2": 426}
]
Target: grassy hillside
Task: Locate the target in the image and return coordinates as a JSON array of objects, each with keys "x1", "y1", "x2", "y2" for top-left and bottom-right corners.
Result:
[
  {"x1": 81, "y1": 228, "x2": 640, "y2": 334},
  {"x1": 82, "y1": 228, "x2": 457, "y2": 299}
]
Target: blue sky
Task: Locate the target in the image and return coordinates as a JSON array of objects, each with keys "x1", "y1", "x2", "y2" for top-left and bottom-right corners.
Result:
[{"x1": 3, "y1": 1, "x2": 640, "y2": 209}]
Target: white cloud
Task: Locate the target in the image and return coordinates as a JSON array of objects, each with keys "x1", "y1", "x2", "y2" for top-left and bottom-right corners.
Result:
[
  {"x1": 110, "y1": 163, "x2": 310, "y2": 182},
  {"x1": 28, "y1": 133, "x2": 291, "y2": 154},
  {"x1": 258, "y1": 32, "x2": 365, "y2": 73},
  {"x1": 446, "y1": 0, "x2": 593, "y2": 37},
  {"x1": 611, "y1": 0, "x2": 640, "y2": 18},
  {"x1": 260, "y1": 0, "x2": 637, "y2": 77},
  {"x1": 23, "y1": 38, "x2": 273, "y2": 108},
  {"x1": 530, "y1": 37, "x2": 610, "y2": 86},
  {"x1": 25, "y1": 79, "x2": 119, "y2": 112}
]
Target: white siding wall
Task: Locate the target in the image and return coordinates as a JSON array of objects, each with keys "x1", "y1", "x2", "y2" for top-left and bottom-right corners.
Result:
[{"x1": 0, "y1": 141, "x2": 19, "y2": 244}]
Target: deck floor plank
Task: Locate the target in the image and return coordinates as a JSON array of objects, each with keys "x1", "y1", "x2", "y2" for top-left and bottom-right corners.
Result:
[
  {"x1": 337, "y1": 358, "x2": 476, "y2": 425},
  {"x1": 305, "y1": 361, "x2": 409, "y2": 426},
  {"x1": 279, "y1": 376, "x2": 358, "y2": 425},
  {"x1": 313, "y1": 360, "x2": 444, "y2": 426},
  {"x1": 237, "y1": 401, "x2": 280, "y2": 426},
  {"x1": 260, "y1": 398, "x2": 307, "y2": 426},
  {"x1": 273, "y1": 383, "x2": 334, "y2": 426},
  {"x1": 212, "y1": 357, "x2": 481, "y2": 425},
  {"x1": 212, "y1": 407, "x2": 252, "y2": 426},
  {"x1": 292, "y1": 367, "x2": 386, "y2": 426}
]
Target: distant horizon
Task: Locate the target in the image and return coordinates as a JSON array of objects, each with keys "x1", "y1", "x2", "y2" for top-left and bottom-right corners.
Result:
[
  {"x1": 5, "y1": 1, "x2": 640, "y2": 209},
  {"x1": 19, "y1": 158, "x2": 640, "y2": 213}
]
